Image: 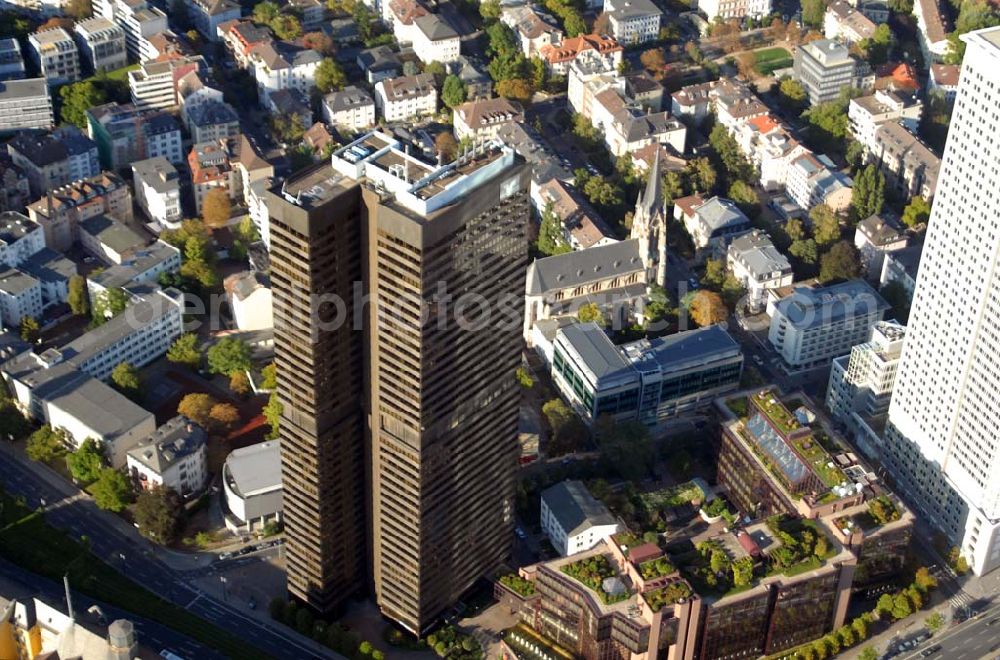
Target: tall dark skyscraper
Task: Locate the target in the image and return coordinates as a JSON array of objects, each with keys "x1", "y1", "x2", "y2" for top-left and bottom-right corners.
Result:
[
  {"x1": 267, "y1": 132, "x2": 529, "y2": 629},
  {"x1": 266, "y1": 169, "x2": 367, "y2": 612}
]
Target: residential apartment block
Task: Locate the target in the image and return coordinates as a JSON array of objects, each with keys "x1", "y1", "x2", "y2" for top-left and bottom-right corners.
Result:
[
  {"x1": 73, "y1": 17, "x2": 127, "y2": 75},
  {"x1": 95, "y1": 0, "x2": 168, "y2": 60},
  {"x1": 539, "y1": 33, "x2": 622, "y2": 76},
  {"x1": 86, "y1": 103, "x2": 184, "y2": 169},
  {"x1": 824, "y1": 1, "x2": 877, "y2": 44},
  {"x1": 540, "y1": 480, "x2": 620, "y2": 557},
  {"x1": 869, "y1": 122, "x2": 940, "y2": 200},
  {"x1": 727, "y1": 230, "x2": 794, "y2": 312},
  {"x1": 501, "y1": 4, "x2": 563, "y2": 58},
  {"x1": 26, "y1": 171, "x2": 132, "y2": 252},
  {"x1": 389, "y1": 0, "x2": 461, "y2": 63},
  {"x1": 126, "y1": 416, "x2": 208, "y2": 496},
  {"x1": 848, "y1": 90, "x2": 923, "y2": 152},
  {"x1": 785, "y1": 151, "x2": 853, "y2": 212},
  {"x1": 185, "y1": 0, "x2": 241, "y2": 42},
  {"x1": 453, "y1": 97, "x2": 525, "y2": 142},
  {"x1": 0, "y1": 38, "x2": 26, "y2": 82},
  {"x1": 699, "y1": 0, "x2": 772, "y2": 22},
  {"x1": 322, "y1": 86, "x2": 376, "y2": 133},
  {"x1": 374, "y1": 73, "x2": 437, "y2": 122},
  {"x1": 7, "y1": 128, "x2": 100, "y2": 198},
  {"x1": 28, "y1": 28, "x2": 80, "y2": 87},
  {"x1": 674, "y1": 195, "x2": 753, "y2": 254}
]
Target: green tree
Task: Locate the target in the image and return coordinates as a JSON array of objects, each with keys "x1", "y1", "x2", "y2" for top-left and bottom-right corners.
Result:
[
  {"x1": 810, "y1": 204, "x2": 841, "y2": 246},
  {"x1": 577, "y1": 302, "x2": 604, "y2": 326},
  {"x1": 515, "y1": 366, "x2": 534, "y2": 388},
  {"x1": 790, "y1": 238, "x2": 819, "y2": 265},
  {"x1": 315, "y1": 58, "x2": 347, "y2": 93},
  {"x1": 59, "y1": 81, "x2": 108, "y2": 128},
  {"x1": 596, "y1": 419, "x2": 654, "y2": 480},
  {"x1": 25, "y1": 426, "x2": 66, "y2": 463},
  {"x1": 479, "y1": 0, "x2": 501, "y2": 21},
  {"x1": 925, "y1": 612, "x2": 944, "y2": 633},
  {"x1": 709, "y1": 124, "x2": 754, "y2": 184},
  {"x1": 270, "y1": 14, "x2": 302, "y2": 39},
  {"x1": 858, "y1": 648, "x2": 878, "y2": 660},
  {"x1": 167, "y1": 333, "x2": 201, "y2": 370},
  {"x1": 209, "y1": 403, "x2": 241, "y2": 434},
  {"x1": 134, "y1": 485, "x2": 183, "y2": 543},
  {"x1": 778, "y1": 77, "x2": 807, "y2": 111},
  {"x1": 890, "y1": 593, "x2": 913, "y2": 620},
  {"x1": 728, "y1": 180, "x2": 759, "y2": 215},
  {"x1": 804, "y1": 100, "x2": 851, "y2": 155},
  {"x1": 710, "y1": 549, "x2": 731, "y2": 574},
  {"x1": 785, "y1": 217, "x2": 806, "y2": 241},
  {"x1": 67, "y1": 275, "x2": 89, "y2": 316},
  {"x1": 0, "y1": 398, "x2": 31, "y2": 442},
  {"x1": 230, "y1": 371, "x2": 251, "y2": 397},
  {"x1": 536, "y1": 202, "x2": 570, "y2": 256},
  {"x1": 902, "y1": 196, "x2": 931, "y2": 227},
  {"x1": 252, "y1": 0, "x2": 280, "y2": 24},
  {"x1": 852, "y1": 164, "x2": 885, "y2": 220},
  {"x1": 702, "y1": 259, "x2": 727, "y2": 289},
  {"x1": 91, "y1": 288, "x2": 130, "y2": 325},
  {"x1": 110, "y1": 362, "x2": 141, "y2": 402},
  {"x1": 19, "y1": 316, "x2": 39, "y2": 343},
  {"x1": 68, "y1": 439, "x2": 105, "y2": 483},
  {"x1": 542, "y1": 398, "x2": 573, "y2": 432},
  {"x1": 802, "y1": 0, "x2": 826, "y2": 27},
  {"x1": 441, "y1": 74, "x2": 467, "y2": 108},
  {"x1": 819, "y1": 240, "x2": 861, "y2": 282},
  {"x1": 732, "y1": 556, "x2": 754, "y2": 586},
  {"x1": 264, "y1": 391, "x2": 283, "y2": 439},
  {"x1": 91, "y1": 468, "x2": 131, "y2": 512},
  {"x1": 207, "y1": 337, "x2": 252, "y2": 376},
  {"x1": 261, "y1": 362, "x2": 278, "y2": 389}
]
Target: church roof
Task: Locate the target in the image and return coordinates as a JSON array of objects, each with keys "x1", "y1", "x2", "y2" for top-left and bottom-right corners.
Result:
[{"x1": 637, "y1": 148, "x2": 665, "y2": 221}]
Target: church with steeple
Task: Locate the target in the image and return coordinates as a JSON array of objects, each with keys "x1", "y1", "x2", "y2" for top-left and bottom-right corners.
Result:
[{"x1": 630, "y1": 149, "x2": 669, "y2": 287}]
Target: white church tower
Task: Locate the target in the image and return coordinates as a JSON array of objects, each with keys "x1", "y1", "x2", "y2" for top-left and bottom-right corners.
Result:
[{"x1": 629, "y1": 149, "x2": 669, "y2": 287}]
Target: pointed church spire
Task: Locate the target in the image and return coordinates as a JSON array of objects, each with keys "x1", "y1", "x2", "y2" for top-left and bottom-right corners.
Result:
[{"x1": 639, "y1": 147, "x2": 664, "y2": 221}]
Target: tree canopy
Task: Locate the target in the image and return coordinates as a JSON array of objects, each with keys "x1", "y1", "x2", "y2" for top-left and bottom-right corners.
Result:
[
  {"x1": 689, "y1": 290, "x2": 728, "y2": 327},
  {"x1": 91, "y1": 468, "x2": 131, "y2": 512},
  {"x1": 902, "y1": 196, "x2": 931, "y2": 227},
  {"x1": 315, "y1": 58, "x2": 348, "y2": 93},
  {"x1": 177, "y1": 393, "x2": 217, "y2": 430},
  {"x1": 110, "y1": 362, "x2": 142, "y2": 402},
  {"x1": 596, "y1": 418, "x2": 654, "y2": 481},
  {"x1": 67, "y1": 275, "x2": 89, "y2": 316},
  {"x1": 25, "y1": 426, "x2": 66, "y2": 463},
  {"x1": 59, "y1": 81, "x2": 107, "y2": 128},
  {"x1": 819, "y1": 240, "x2": 861, "y2": 282},
  {"x1": 537, "y1": 202, "x2": 570, "y2": 256},
  {"x1": 134, "y1": 485, "x2": 183, "y2": 543},
  {"x1": 441, "y1": 74, "x2": 467, "y2": 108},
  {"x1": 167, "y1": 333, "x2": 201, "y2": 370},
  {"x1": 207, "y1": 337, "x2": 253, "y2": 376},
  {"x1": 67, "y1": 438, "x2": 104, "y2": 483},
  {"x1": 851, "y1": 164, "x2": 885, "y2": 221}
]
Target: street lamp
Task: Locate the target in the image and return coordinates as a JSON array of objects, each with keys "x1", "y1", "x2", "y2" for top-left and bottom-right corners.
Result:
[{"x1": 220, "y1": 576, "x2": 228, "y2": 602}]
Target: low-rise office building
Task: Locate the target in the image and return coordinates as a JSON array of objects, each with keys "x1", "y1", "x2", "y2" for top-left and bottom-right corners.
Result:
[
  {"x1": 132, "y1": 157, "x2": 182, "y2": 228},
  {"x1": 793, "y1": 39, "x2": 873, "y2": 106},
  {"x1": 768, "y1": 279, "x2": 888, "y2": 369},
  {"x1": 28, "y1": 29, "x2": 80, "y2": 87},
  {"x1": 0, "y1": 79, "x2": 53, "y2": 133},
  {"x1": 540, "y1": 480, "x2": 620, "y2": 557},
  {"x1": 223, "y1": 440, "x2": 283, "y2": 532},
  {"x1": 0, "y1": 38, "x2": 26, "y2": 82},
  {"x1": 126, "y1": 416, "x2": 208, "y2": 496},
  {"x1": 87, "y1": 240, "x2": 181, "y2": 298},
  {"x1": 604, "y1": 0, "x2": 661, "y2": 45},
  {"x1": 551, "y1": 322, "x2": 743, "y2": 425},
  {"x1": 73, "y1": 17, "x2": 127, "y2": 75},
  {"x1": 79, "y1": 214, "x2": 149, "y2": 265}
]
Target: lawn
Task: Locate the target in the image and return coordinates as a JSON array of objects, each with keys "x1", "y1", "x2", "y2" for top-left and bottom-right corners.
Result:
[
  {"x1": 100, "y1": 63, "x2": 140, "y2": 82},
  {"x1": 753, "y1": 47, "x2": 793, "y2": 76},
  {"x1": 0, "y1": 491, "x2": 270, "y2": 660}
]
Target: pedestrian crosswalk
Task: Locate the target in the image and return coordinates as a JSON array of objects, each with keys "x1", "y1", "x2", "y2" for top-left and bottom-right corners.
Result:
[{"x1": 949, "y1": 588, "x2": 974, "y2": 609}]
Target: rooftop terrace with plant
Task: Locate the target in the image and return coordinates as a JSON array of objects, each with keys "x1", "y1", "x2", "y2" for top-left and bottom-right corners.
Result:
[
  {"x1": 560, "y1": 553, "x2": 633, "y2": 605},
  {"x1": 643, "y1": 580, "x2": 694, "y2": 612}
]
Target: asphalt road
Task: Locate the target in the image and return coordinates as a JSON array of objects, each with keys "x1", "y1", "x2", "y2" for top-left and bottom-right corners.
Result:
[
  {"x1": 898, "y1": 605, "x2": 1000, "y2": 660},
  {"x1": 0, "y1": 448, "x2": 338, "y2": 660}
]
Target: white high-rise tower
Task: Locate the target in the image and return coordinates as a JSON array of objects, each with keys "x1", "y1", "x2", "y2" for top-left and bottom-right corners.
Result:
[{"x1": 882, "y1": 26, "x2": 1000, "y2": 575}]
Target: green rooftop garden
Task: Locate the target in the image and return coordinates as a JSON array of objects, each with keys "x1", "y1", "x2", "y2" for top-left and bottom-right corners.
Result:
[
  {"x1": 752, "y1": 390, "x2": 800, "y2": 435},
  {"x1": 726, "y1": 397, "x2": 749, "y2": 418},
  {"x1": 561, "y1": 554, "x2": 631, "y2": 605},
  {"x1": 615, "y1": 531, "x2": 644, "y2": 550},
  {"x1": 787, "y1": 433, "x2": 848, "y2": 490},
  {"x1": 638, "y1": 481, "x2": 706, "y2": 513},
  {"x1": 643, "y1": 581, "x2": 693, "y2": 612},
  {"x1": 765, "y1": 516, "x2": 836, "y2": 576},
  {"x1": 498, "y1": 573, "x2": 536, "y2": 597},
  {"x1": 867, "y1": 495, "x2": 902, "y2": 526},
  {"x1": 639, "y1": 557, "x2": 676, "y2": 581}
]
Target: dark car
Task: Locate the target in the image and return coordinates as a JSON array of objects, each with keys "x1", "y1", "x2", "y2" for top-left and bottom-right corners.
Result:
[{"x1": 920, "y1": 646, "x2": 941, "y2": 657}]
